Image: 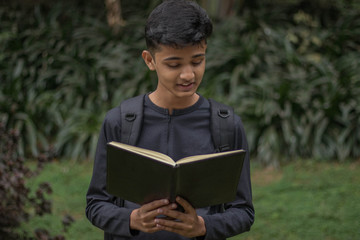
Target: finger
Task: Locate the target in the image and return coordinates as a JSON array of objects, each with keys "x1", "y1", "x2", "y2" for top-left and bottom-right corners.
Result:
[
  {"x1": 155, "y1": 215, "x2": 206, "y2": 238},
  {"x1": 155, "y1": 218, "x2": 195, "y2": 238},
  {"x1": 130, "y1": 209, "x2": 160, "y2": 232},
  {"x1": 160, "y1": 202, "x2": 178, "y2": 211},
  {"x1": 134, "y1": 200, "x2": 169, "y2": 220},
  {"x1": 155, "y1": 202, "x2": 177, "y2": 216},
  {"x1": 176, "y1": 196, "x2": 195, "y2": 214},
  {"x1": 140, "y1": 223, "x2": 162, "y2": 233},
  {"x1": 141, "y1": 199, "x2": 170, "y2": 212},
  {"x1": 156, "y1": 224, "x2": 185, "y2": 235},
  {"x1": 138, "y1": 204, "x2": 172, "y2": 222},
  {"x1": 158, "y1": 207, "x2": 184, "y2": 221},
  {"x1": 155, "y1": 217, "x2": 185, "y2": 231}
]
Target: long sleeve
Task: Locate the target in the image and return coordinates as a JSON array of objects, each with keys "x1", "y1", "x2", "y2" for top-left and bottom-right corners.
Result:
[
  {"x1": 85, "y1": 96, "x2": 254, "y2": 240},
  {"x1": 86, "y1": 107, "x2": 137, "y2": 238},
  {"x1": 200, "y1": 115, "x2": 254, "y2": 240}
]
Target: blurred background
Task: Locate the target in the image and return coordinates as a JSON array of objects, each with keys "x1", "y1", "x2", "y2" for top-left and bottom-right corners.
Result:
[{"x1": 0, "y1": 0, "x2": 359, "y2": 239}]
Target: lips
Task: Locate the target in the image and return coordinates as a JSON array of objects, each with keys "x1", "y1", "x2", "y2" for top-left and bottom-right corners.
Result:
[
  {"x1": 180, "y1": 82, "x2": 193, "y2": 87},
  {"x1": 177, "y1": 82, "x2": 195, "y2": 91}
]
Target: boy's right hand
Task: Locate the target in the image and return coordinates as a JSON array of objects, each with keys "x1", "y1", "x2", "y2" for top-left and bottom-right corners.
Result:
[{"x1": 130, "y1": 199, "x2": 177, "y2": 233}]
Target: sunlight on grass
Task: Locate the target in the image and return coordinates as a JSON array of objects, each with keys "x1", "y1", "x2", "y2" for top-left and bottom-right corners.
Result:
[{"x1": 21, "y1": 159, "x2": 360, "y2": 240}]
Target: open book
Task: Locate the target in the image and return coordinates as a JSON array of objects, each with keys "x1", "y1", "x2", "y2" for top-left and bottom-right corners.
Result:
[{"x1": 106, "y1": 141, "x2": 246, "y2": 208}]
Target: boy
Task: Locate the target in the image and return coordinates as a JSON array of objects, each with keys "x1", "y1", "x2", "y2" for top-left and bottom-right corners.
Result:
[{"x1": 86, "y1": 1, "x2": 254, "y2": 239}]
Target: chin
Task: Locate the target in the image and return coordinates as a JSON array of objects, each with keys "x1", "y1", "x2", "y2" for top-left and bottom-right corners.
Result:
[{"x1": 175, "y1": 90, "x2": 197, "y2": 98}]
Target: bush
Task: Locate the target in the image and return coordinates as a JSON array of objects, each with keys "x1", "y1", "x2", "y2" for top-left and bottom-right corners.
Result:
[
  {"x1": 0, "y1": 1, "x2": 359, "y2": 164},
  {"x1": 0, "y1": 3, "x2": 155, "y2": 159},
  {"x1": 0, "y1": 122, "x2": 64, "y2": 239},
  {"x1": 203, "y1": 5, "x2": 360, "y2": 164}
]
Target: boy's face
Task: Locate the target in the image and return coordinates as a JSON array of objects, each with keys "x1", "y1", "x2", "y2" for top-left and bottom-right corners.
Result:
[{"x1": 142, "y1": 42, "x2": 207, "y2": 102}]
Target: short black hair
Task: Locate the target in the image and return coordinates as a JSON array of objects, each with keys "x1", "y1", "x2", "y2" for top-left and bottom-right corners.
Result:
[{"x1": 145, "y1": 0, "x2": 213, "y2": 53}]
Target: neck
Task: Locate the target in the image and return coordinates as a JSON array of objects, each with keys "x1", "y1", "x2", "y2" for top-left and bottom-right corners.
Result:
[{"x1": 149, "y1": 92, "x2": 199, "y2": 114}]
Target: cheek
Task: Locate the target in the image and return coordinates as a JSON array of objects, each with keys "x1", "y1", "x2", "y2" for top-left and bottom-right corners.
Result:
[
  {"x1": 195, "y1": 67, "x2": 205, "y2": 80},
  {"x1": 158, "y1": 69, "x2": 179, "y2": 83}
]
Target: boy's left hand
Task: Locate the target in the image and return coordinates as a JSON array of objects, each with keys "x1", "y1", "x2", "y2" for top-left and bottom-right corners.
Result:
[{"x1": 154, "y1": 196, "x2": 206, "y2": 238}]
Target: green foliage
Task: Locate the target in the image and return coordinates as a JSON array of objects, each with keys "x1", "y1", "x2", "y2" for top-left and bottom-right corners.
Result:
[
  {"x1": 0, "y1": 122, "x2": 64, "y2": 239},
  {"x1": 0, "y1": 1, "x2": 359, "y2": 163},
  {"x1": 0, "y1": 3, "x2": 155, "y2": 160},
  {"x1": 203, "y1": 5, "x2": 360, "y2": 164}
]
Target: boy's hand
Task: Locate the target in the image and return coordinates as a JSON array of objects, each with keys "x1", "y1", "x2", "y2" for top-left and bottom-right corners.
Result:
[
  {"x1": 130, "y1": 199, "x2": 176, "y2": 233},
  {"x1": 154, "y1": 196, "x2": 207, "y2": 238}
]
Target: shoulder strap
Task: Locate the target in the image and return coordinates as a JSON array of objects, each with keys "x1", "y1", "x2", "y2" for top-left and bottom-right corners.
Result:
[
  {"x1": 119, "y1": 94, "x2": 236, "y2": 151},
  {"x1": 120, "y1": 94, "x2": 145, "y2": 145},
  {"x1": 209, "y1": 99, "x2": 235, "y2": 152},
  {"x1": 116, "y1": 94, "x2": 145, "y2": 208}
]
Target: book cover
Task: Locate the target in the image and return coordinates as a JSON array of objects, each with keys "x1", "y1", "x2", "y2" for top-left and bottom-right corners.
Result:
[{"x1": 106, "y1": 142, "x2": 246, "y2": 208}]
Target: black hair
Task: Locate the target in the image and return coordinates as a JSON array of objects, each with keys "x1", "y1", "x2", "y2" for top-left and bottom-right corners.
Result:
[{"x1": 145, "y1": 0, "x2": 213, "y2": 53}]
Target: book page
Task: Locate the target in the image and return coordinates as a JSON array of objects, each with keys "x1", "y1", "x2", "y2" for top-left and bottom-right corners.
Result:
[
  {"x1": 109, "y1": 142, "x2": 175, "y2": 165},
  {"x1": 177, "y1": 149, "x2": 245, "y2": 164}
]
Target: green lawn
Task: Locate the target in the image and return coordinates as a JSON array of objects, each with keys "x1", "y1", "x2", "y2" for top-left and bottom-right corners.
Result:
[
  {"x1": 232, "y1": 160, "x2": 360, "y2": 240},
  {"x1": 21, "y1": 159, "x2": 360, "y2": 240},
  {"x1": 20, "y1": 160, "x2": 103, "y2": 239}
]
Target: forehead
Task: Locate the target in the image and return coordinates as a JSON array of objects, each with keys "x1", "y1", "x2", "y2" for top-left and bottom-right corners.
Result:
[{"x1": 154, "y1": 42, "x2": 207, "y2": 60}]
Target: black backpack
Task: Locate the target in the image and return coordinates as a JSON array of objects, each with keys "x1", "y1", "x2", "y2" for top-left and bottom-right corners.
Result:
[
  {"x1": 119, "y1": 94, "x2": 236, "y2": 152},
  {"x1": 115, "y1": 94, "x2": 237, "y2": 211}
]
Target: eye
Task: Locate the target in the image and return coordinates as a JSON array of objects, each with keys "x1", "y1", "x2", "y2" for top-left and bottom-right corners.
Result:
[
  {"x1": 192, "y1": 59, "x2": 204, "y2": 66},
  {"x1": 167, "y1": 63, "x2": 180, "y2": 68}
]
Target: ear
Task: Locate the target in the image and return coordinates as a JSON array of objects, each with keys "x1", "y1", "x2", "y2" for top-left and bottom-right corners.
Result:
[{"x1": 142, "y1": 50, "x2": 156, "y2": 71}]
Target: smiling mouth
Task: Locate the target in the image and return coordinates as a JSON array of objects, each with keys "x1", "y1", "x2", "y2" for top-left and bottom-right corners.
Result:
[
  {"x1": 177, "y1": 82, "x2": 195, "y2": 91},
  {"x1": 179, "y1": 82, "x2": 193, "y2": 87}
]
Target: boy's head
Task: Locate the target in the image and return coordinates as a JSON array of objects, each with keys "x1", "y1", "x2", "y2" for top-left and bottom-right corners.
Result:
[{"x1": 145, "y1": 0, "x2": 213, "y2": 54}]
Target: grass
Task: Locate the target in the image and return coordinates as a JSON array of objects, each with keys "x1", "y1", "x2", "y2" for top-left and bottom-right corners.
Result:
[
  {"x1": 20, "y1": 159, "x2": 360, "y2": 240},
  {"x1": 232, "y1": 160, "x2": 360, "y2": 240},
  {"x1": 20, "y1": 159, "x2": 103, "y2": 239}
]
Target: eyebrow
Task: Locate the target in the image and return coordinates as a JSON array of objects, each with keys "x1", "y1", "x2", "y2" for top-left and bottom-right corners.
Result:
[{"x1": 163, "y1": 53, "x2": 205, "y2": 61}]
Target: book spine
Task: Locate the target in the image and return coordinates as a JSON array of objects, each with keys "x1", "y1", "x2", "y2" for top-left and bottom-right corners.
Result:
[{"x1": 169, "y1": 165, "x2": 179, "y2": 203}]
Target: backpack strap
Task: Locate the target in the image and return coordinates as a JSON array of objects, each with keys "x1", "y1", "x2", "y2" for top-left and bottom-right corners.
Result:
[
  {"x1": 209, "y1": 99, "x2": 235, "y2": 152},
  {"x1": 120, "y1": 94, "x2": 145, "y2": 146},
  {"x1": 120, "y1": 95, "x2": 236, "y2": 152},
  {"x1": 117, "y1": 94, "x2": 145, "y2": 208},
  {"x1": 208, "y1": 99, "x2": 236, "y2": 212}
]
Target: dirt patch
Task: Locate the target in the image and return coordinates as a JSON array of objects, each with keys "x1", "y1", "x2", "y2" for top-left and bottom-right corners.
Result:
[
  {"x1": 251, "y1": 166, "x2": 283, "y2": 186},
  {"x1": 349, "y1": 158, "x2": 360, "y2": 170}
]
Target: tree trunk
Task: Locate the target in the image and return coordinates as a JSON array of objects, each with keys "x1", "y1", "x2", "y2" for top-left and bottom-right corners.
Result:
[
  {"x1": 218, "y1": 0, "x2": 235, "y2": 19},
  {"x1": 200, "y1": 0, "x2": 241, "y2": 19},
  {"x1": 104, "y1": 0, "x2": 125, "y2": 34}
]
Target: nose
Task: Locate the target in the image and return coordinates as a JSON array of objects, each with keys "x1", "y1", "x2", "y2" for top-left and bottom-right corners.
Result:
[{"x1": 180, "y1": 65, "x2": 195, "y2": 81}]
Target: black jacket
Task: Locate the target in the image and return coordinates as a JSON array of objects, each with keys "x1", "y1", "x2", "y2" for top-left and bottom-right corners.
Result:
[{"x1": 86, "y1": 94, "x2": 254, "y2": 240}]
